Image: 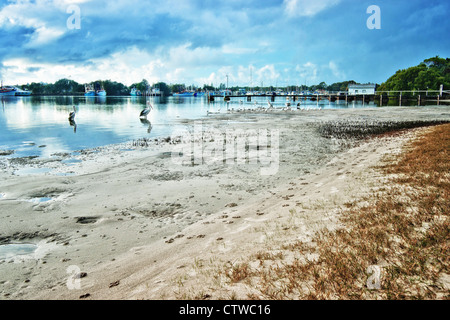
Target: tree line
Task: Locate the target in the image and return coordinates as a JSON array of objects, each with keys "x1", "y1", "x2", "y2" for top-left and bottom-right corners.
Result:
[
  {"x1": 17, "y1": 79, "x2": 361, "y2": 96},
  {"x1": 16, "y1": 56, "x2": 448, "y2": 96}
]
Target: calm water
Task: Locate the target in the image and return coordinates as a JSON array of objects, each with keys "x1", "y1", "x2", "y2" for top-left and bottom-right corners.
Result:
[{"x1": 0, "y1": 95, "x2": 374, "y2": 159}]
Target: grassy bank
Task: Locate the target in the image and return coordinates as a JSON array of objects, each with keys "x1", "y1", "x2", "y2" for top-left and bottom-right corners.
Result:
[{"x1": 215, "y1": 123, "x2": 449, "y2": 300}]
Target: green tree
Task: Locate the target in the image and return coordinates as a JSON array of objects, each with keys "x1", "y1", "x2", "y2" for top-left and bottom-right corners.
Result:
[
  {"x1": 103, "y1": 80, "x2": 129, "y2": 95},
  {"x1": 153, "y1": 82, "x2": 170, "y2": 96},
  {"x1": 378, "y1": 56, "x2": 450, "y2": 91},
  {"x1": 169, "y1": 83, "x2": 185, "y2": 94}
]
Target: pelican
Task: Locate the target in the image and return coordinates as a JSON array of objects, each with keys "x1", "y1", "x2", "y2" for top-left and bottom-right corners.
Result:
[
  {"x1": 140, "y1": 102, "x2": 153, "y2": 118},
  {"x1": 69, "y1": 119, "x2": 77, "y2": 133},
  {"x1": 68, "y1": 106, "x2": 76, "y2": 121}
]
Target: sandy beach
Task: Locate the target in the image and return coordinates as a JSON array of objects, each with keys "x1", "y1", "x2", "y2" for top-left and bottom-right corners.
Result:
[{"x1": 0, "y1": 106, "x2": 449, "y2": 300}]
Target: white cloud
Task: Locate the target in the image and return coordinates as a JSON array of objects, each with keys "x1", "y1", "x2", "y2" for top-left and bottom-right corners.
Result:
[
  {"x1": 328, "y1": 61, "x2": 346, "y2": 80},
  {"x1": 296, "y1": 62, "x2": 318, "y2": 83},
  {"x1": 26, "y1": 26, "x2": 65, "y2": 47},
  {"x1": 284, "y1": 0, "x2": 341, "y2": 17}
]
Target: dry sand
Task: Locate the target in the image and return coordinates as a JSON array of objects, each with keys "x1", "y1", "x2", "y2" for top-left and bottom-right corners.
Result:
[{"x1": 0, "y1": 106, "x2": 449, "y2": 300}]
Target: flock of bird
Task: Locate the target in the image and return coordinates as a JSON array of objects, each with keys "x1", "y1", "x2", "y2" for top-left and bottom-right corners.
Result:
[
  {"x1": 207, "y1": 100, "x2": 323, "y2": 114},
  {"x1": 68, "y1": 98, "x2": 323, "y2": 132}
]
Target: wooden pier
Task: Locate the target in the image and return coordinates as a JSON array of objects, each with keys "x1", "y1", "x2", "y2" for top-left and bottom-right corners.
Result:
[{"x1": 207, "y1": 89, "x2": 450, "y2": 106}]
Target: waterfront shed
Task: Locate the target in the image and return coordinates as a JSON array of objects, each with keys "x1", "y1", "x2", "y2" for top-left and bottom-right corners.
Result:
[{"x1": 348, "y1": 84, "x2": 376, "y2": 95}]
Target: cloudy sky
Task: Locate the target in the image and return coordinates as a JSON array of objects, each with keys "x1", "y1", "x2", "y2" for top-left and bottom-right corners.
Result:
[{"x1": 0, "y1": 0, "x2": 449, "y2": 87}]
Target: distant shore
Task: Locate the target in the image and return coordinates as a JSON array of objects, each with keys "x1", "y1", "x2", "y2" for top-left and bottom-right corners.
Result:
[{"x1": 0, "y1": 106, "x2": 449, "y2": 300}]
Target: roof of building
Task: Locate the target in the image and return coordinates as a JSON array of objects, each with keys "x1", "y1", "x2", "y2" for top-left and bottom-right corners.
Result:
[{"x1": 348, "y1": 83, "x2": 376, "y2": 89}]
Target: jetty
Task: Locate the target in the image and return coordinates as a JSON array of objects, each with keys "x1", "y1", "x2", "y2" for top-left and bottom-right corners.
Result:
[{"x1": 207, "y1": 89, "x2": 450, "y2": 106}]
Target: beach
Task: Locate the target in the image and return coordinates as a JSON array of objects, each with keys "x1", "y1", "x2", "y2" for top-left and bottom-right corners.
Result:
[{"x1": 0, "y1": 106, "x2": 449, "y2": 300}]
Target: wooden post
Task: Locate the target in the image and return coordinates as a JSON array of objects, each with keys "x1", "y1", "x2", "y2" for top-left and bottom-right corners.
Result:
[
  {"x1": 418, "y1": 95, "x2": 421, "y2": 106},
  {"x1": 380, "y1": 94, "x2": 382, "y2": 107},
  {"x1": 437, "y1": 95, "x2": 440, "y2": 105},
  {"x1": 399, "y1": 92, "x2": 402, "y2": 107}
]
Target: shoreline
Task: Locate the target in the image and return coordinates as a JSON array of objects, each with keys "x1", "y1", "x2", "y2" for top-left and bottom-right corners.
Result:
[{"x1": 0, "y1": 106, "x2": 449, "y2": 300}]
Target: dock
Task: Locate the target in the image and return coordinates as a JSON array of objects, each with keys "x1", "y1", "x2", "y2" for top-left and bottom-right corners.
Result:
[{"x1": 207, "y1": 90, "x2": 450, "y2": 106}]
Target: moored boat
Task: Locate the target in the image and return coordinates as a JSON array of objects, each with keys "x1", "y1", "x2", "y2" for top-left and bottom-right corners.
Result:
[
  {"x1": 173, "y1": 91, "x2": 195, "y2": 97},
  {"x1": 85, "y1": 84, "x2": 95, "y2": 97},
  {"x1": 0, "y1": 82, "x2": 17, "y2": 96},
  {"x1": 15, "y1": 88, "x2": 31, "y2": 96},
  {"x1": 96, "y1": 89, "x2": 107, "y2": 96},
  {"x1": 130, "y1": 87, "x2": 142, "y2": 96}
]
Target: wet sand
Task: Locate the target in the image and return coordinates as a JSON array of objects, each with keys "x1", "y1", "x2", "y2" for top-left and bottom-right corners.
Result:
[{"x1": 0, "y1": 106, "x2": 449, "y2": 299}]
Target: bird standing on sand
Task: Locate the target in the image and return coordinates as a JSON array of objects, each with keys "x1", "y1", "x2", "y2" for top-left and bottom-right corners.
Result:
[
  {"x1": 68, "y1": 106, "x2": 76, "y2": 120},
  {"x1": 140, "y1": 101, "x2": 153, "y2": 118}
]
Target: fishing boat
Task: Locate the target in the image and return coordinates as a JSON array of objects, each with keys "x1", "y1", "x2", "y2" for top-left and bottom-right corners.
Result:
[
  {"x1": 173, "y1": 91, "x2": 195, "y2": 97},
  {"x1": 94, "y1": 82, "x2": 106, "y2": 96},
  {"x1": 0, "y1": 81, "x2": 17, "y2": 96},
  {"x1": 85, "y1": 84, "x2": 95, "y2": 97},
  {"x1": 96, "y1": 88, "x2": 107, "y2": 96},
  {"x1": 130, "y1": 87, "x2": 142, "y2": 96}
]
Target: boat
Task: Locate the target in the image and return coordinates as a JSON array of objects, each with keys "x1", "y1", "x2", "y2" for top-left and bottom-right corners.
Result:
[
  {"x1": 94, "y1": 82, "x2": 106, "y2": 96},
  {"x1": 130, "y1": 87, "x2": 142, "y2": 96},
  {"x1": 0, "y1": 82, "x2": 17, "y2": 96},
  {"x1": 15, "y1": 88, "x2": 31, "y2": 96},
  {"x1": 85, "y1": 84, "x2": 95, "y2": 97},
  {"x1": 173, "y1": 91, "x2": 195, "y2": 97},
  {"x1": 96, "y1": 89, "x2": 107, "y2": 96}
]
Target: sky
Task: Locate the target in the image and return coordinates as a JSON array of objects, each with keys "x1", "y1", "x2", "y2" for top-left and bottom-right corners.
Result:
[{"x1": 0, "y1": 0, "x2": 449, "y2": 88}]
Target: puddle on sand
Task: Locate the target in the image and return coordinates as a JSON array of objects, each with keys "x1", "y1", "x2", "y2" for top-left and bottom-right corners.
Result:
[
  {"x1": 61, "y1": 158, "x2": 82, "y2": 166},
  {"x1": 28, "y1": 197, "x2": 53, "y2": 204},
  {"x1": 0, "y1": 243, "x2": 38, "y2": 260}
]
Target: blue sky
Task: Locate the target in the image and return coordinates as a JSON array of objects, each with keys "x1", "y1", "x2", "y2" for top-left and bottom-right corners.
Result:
[{"x1": 0, "y1": 0, "x2": 449, "y2": 87}]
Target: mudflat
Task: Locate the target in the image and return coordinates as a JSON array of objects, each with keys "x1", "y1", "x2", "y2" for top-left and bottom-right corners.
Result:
[{"x1": 0, "y1": 106, "x2": 448, "y2": 299}]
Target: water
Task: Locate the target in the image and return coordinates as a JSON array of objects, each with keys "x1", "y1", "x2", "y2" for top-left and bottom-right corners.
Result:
[
  {"x1": 0, "y1": 95, "x2": 374, "y2": 159},
  {"x1": 0, "y1": 243, "x2": 37, "y2": 260}
]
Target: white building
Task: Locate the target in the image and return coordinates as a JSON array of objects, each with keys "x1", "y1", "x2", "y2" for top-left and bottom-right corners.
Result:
[{"x1": 348, "y1": 83, "x2": 376, "y2": 95}]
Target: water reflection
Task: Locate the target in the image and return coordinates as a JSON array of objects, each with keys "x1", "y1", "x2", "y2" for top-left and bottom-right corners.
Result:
[
  {"x1": 140, "y1": 118, "x2": 152, "y2": 134},
  {"x1": 69, "y1": 119, "x2": 77, "y2": 133}
]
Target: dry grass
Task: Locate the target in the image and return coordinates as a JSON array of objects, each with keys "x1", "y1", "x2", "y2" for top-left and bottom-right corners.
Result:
[{"x1": 215, "y1": 124, "x2": 450, "y2": 300}]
